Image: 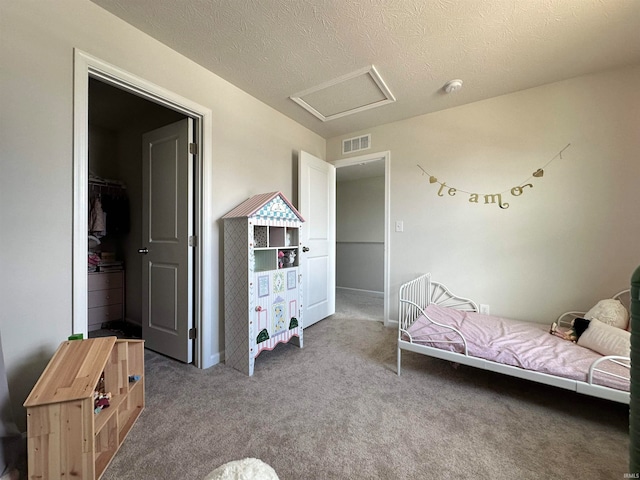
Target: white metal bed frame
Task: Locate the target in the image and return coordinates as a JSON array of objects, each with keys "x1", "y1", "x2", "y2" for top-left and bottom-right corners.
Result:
[{"x1": 397, "y1": 273, "x2": 630, "y2": 404}]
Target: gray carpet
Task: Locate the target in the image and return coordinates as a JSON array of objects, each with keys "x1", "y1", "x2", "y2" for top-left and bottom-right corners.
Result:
[
  {"x1": 334, "y1": 288, "x2": 384, "y2": 321},
  {"x1": 102, "y1": 292, "x2": 629, "y2": 480}
]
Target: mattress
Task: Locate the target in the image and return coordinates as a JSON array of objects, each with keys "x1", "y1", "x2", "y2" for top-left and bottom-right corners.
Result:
[{"x1": 405, "y1": 304, "x2": 629, "y2": 392}]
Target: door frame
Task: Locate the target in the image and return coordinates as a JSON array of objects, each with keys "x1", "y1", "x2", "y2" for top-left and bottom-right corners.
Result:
[
  {"x1": 331, "y1": 151, "x2": 391, "y2": 326},
  {"x1": 72, "y1": 49, "x2": 215, "y2": 368}
]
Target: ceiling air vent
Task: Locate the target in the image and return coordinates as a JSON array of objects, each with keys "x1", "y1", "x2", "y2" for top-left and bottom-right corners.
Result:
[
  {"x1": 290, "y1": 66, "x2": 395, "y2": 122},
  {"x1": 342, "y1": 134, "x2": 371, "y2": 155}
]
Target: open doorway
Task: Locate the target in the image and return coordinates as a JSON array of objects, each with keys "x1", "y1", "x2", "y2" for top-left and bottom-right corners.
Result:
[
  {"x1": 87, "y1": 78, "x2": 189, "y2": 348},
  {"x1": 333, "y1": 152, "x2": 390, "y2": 325},
  {"x1": 73, "y1": 50, "x2": 216, "y2": 368}
]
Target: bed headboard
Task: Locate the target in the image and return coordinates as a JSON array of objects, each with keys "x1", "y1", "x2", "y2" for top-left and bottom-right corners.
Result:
[
  {"x1": 398, "y1": 273, "x2": 479, "y2": 331},
  {"x1": 614, "y1": 289, "x2": 631, "y2": 312}
]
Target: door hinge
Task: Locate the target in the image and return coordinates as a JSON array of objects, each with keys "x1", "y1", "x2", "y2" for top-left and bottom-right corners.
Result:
[
  {"x1": 189, "y1": 143, "x2": 198, "y2": 155},
  {"x1": 189, "y1": 235, "x2": 197, "y2": 247},
  {"x1": 189, "y1": 328, "x2": 197, "y2": 340}
]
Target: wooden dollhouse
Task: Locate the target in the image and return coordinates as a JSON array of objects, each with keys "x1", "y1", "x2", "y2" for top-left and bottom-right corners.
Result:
[{"x1": 223, "y1": 192, "x2": 305, "y2": 376}]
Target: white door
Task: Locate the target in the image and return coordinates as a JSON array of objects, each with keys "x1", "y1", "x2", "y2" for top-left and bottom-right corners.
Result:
[
  {"x1": 141, "y1": 118, "x2": 193, "y2": 363},
  {"x1": 298, "y1": 151, "x2": 336, "y2": 328}
]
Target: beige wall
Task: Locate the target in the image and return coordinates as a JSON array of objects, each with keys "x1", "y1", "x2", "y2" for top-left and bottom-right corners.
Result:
[
  {"x1": 89, "y1": 125, "x2": 118, "y2": 178},
  {"x1": 336, "y1": 176, "x2": 385, "y2": 292},
  {"x1": 328, "y1": 64, "x2": 640, "y2": 324},
  {"x1": 0, "y1": 0, "x2": 324, "y2": 429},
  {"x1": 337, "y1": 176, "x2": 385, "y2": 243}
]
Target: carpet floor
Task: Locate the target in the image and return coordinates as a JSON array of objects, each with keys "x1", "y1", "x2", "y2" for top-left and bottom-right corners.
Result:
[{"x1": 101, "y1": 291, "x2": 629, "y2": 480}]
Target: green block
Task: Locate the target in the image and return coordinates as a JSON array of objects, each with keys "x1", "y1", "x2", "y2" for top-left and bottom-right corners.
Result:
[{"x1": 68, "y1": 333, "x2": 83, "y2": 341}]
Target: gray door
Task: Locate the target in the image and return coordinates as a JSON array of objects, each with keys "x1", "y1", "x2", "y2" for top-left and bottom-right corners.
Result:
[{"x1": 141, "y1": 118, "x2": 193, "y2": 362}]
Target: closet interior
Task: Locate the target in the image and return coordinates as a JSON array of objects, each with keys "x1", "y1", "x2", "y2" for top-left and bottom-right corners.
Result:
[
  {"x1": 88, "y1": 78, "x2": 185, "y2": 338},
  {"x1": 88, "y1": 175, "x2": 129, "y2": 332}
]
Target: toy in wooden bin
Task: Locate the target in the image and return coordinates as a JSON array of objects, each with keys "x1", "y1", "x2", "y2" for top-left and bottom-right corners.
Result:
[
  {"x1": 94, "y1": 391, "x2": 111, "y2": 414},
  {"x1": 93, "y1": 371, "x2": 111, "y2": 414}
]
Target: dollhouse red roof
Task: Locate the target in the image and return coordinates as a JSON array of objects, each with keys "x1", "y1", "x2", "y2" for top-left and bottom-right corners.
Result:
[{"x1": 222, "y1": 191, "x2": 305, "y2": 221}]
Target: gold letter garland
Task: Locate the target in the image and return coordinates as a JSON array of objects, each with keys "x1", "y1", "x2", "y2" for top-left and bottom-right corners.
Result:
[{"x1": 417, "y1": 144, "x2": 570, "y2": 209}]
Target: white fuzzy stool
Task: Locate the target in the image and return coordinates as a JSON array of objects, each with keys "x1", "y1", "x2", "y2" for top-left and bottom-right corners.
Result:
[{"x1": 203, "y1": 458, "x2": 280, "y2": 480}]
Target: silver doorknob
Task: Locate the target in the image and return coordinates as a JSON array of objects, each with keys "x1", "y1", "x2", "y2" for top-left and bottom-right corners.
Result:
[
  {"x1": 138, "y1": 248, "x2": 149, "y2": 254},
  {"x1": 302, "y1": 246, "x2": 310, "y2": 252}
]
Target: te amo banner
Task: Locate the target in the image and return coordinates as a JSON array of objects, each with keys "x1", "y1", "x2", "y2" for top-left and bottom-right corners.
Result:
[{"x1": 417, "y1": 144, "x2": 570, "y2": 210}]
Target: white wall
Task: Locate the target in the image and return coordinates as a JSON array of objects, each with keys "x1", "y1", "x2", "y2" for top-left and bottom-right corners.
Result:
[
  {"x1": 336, "y1": 176, "x2": 385, "y2": 292},
  {"x1": 0, "y1": 0, "x2": 324, "y2": 429},
  {"x1": 328, "y1": 65, "x2": 640, "y2": 324}
]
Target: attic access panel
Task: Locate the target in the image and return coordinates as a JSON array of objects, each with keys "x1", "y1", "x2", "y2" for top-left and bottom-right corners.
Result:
[{"x1": 290, "y1": 66, "x2": 395, "y2": 122}]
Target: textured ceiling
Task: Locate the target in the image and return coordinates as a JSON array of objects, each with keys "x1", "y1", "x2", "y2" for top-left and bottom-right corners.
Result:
[{"x1": 90, "y1": 0, "x2": 640, "y2": 139}]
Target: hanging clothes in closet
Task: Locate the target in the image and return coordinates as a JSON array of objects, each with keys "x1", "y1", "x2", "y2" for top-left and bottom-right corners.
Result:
[
  {"x1": 89, "y1": 194, "x2": 106, "y2": 237},
  {"x1": 89, "y1": 180, "x2": 130, "y2": 237},
  {"x1": 102, "y1": 191, "x2": 130, "y2": 235}
]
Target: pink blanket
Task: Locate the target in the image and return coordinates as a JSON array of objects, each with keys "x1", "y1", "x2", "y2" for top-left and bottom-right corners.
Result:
[{"x1": 405, "y1": 304, "x2": 629, "y2": 392}]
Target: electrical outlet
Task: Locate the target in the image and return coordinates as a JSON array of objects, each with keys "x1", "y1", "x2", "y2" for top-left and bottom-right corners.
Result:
[
  {"x1": 395, "y1": 221, "x2": 404, "y2": 232},
  {"x1": 480, "y1": 304, "x2": 490, "y2": 315}
]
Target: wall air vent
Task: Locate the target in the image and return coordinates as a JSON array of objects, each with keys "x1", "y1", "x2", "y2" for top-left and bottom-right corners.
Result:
[{"x1": 342, "y1": 134, "x2": 371, "y2": 155}]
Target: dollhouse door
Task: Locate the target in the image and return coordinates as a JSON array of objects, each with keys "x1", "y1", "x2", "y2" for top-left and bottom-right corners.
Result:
[
  {"x1": 140, "y1": 118, "x2": 194, "y2": 363},
  {"x1": 298, "y1": 150, "x2": 336, "y2": 328}
]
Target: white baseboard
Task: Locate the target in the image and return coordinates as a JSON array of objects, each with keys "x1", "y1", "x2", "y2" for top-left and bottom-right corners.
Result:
[
  {"x1": 200, "y1": 351, "x2": 222, "y2": 369},
  {"x1": 336, "y1": 286, "x2": 383, "y2": 298}
]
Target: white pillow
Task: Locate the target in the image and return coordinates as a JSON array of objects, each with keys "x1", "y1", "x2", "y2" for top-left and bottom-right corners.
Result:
[
  {"x1": 577, "y1": 318, "x2": 631, "y2": 357},
  {"x1": 584, "y1": 299, "x2": 629, "y2": 330},
  {"x1": 203, "y1": 458, "x2": 280, "y2": 480}
]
